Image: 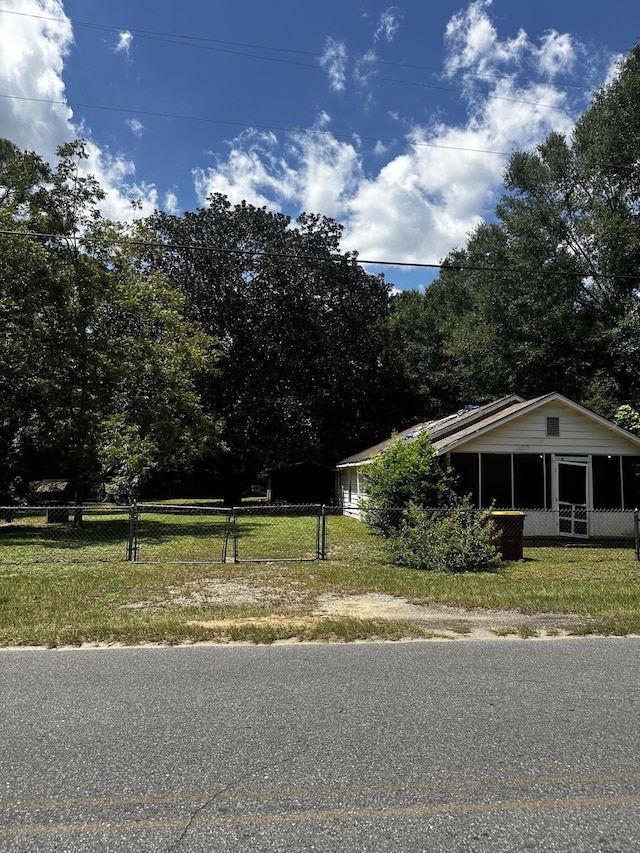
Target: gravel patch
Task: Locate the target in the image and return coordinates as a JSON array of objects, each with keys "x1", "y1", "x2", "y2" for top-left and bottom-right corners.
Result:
[{"x1": 122, "y1": 580, "x2": 294, "y2": 611}]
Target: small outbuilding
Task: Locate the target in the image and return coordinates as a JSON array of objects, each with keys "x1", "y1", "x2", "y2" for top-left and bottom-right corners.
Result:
[
  {"x1": 336, "y1": 393, "x2": 640, "y2": 541},
  {"x1": 266, "y1": 462, "x2": 335, "y2": 506},
  {"x1": 30, "y1": 479, "x2": 71, "y2": 523}
]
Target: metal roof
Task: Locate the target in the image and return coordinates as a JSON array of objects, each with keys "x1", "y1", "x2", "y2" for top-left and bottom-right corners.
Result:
[
  {"x1": 336, "y1": 392, "x2": 640, "y2": 467},
  {"x1": 336, "y1": 395, "x2": 524, "y2": 466}
]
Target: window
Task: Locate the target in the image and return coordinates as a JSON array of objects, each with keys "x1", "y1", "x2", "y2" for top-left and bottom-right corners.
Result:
[
  {"x1": 592, "y1": 456, "x2": 622, "y2": 509},
  {"x1": 481, "y1": 454, "x2": 512, "y2": 508},
  {"x1": 513, "y1": 454, "x2": 545, "y2": 508},
  {"x1": 449, "y1": 453, "x2": 479, "y2": 507},
  {"x1": 546, "y1": 416, "x2": 560, "y2": 437},
  {"x1": 622, "y1": 457, "x2": 640, "y2": 509}
]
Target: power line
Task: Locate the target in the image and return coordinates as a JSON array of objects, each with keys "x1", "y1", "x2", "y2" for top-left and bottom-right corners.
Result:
[
  {"x1": 0, "y1": 7, "x2": 594, "y2": 93},
  {"x1": 1, "y1": 227, "x2": 634, "y2": 280},
  {"x1": 0, "y1": 94, "x2": 513, "y2": 157},
  {"x1": 0, "y1": 8, "x2": 582, "y2": 117}
]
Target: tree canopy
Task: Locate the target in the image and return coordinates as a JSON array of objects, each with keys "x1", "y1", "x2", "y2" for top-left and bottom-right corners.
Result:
[
  {"x1": 0, "y1": 142, "x2": 218, "y2": 502},
  {"x1": 1, "y1": 45, "x2": 640, "y2": 503},
  {"x1": 385, "y1": 44, "x2": 640, "y2": 423},
  {"x1": 146, "y1": 197, "x2": 391, "y2": 499}
]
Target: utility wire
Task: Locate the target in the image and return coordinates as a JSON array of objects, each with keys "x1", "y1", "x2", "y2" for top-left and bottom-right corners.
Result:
[
  {"x1": 0, "y1": 94, "x2": 512, "y2": 157},
  {"x1": 0, "y1": 8, "x2": 585, "y2": 117},
  {"x1": 1, "y1": 227, "x2": 636, "y2": 280},
  {"x1": 0, "y1": 7, "x2": 595, "y2": 93}
]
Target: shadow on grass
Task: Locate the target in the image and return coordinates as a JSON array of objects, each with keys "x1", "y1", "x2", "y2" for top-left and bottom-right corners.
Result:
[{"x1": 0, "y1": 519, "x2": 129, "y2": 551}]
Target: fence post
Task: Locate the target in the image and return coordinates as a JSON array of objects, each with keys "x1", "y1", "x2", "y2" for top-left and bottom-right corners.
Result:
[
  {"x1": 320, "y1": 505, "x2": 328, "y2": 560},
  {"x1": 126, "y1": 501, "x2": 139, "y2": 562},
  {"x1": 232, "y1": 508, "x2": 239, "y2": 563},
  {"x1": 635, "y1": 509, "x2": 639, "y2": 562},
  {"x1": 315, "y1": 505, "x2": 321, "y2": 559}
]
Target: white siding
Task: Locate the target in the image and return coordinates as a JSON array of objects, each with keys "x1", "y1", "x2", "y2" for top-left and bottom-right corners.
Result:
[
  {"x1": 338, "y1": 465, "x2": 366, "y2": 510},
  {"x1": 455, "y1": 402, "x2": 640, "y2": 456},
  {"x1": 524, "y1": 510, "x2": 635, "y2": 538}
]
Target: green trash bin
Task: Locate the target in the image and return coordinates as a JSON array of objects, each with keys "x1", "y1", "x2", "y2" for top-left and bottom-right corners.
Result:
[{"x1": 490, "y1": 511, "x2": 525, "y2": 560}]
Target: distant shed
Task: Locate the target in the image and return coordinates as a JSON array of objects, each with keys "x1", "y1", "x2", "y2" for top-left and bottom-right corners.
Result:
[
  {"x1": 30, "y1": 479, "x2": 71, "y2": 523},
  {"x1": 266, "y1": 463, "x2": 334, "y2": 505}
]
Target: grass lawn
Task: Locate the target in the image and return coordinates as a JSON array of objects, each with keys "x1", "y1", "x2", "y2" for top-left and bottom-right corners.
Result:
[{"x1": 0, "y1": 515, "x2": 639, "y2": 646}]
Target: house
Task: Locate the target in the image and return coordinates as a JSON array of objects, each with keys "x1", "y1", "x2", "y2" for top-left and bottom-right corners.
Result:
[{"x1": 336, "y1": 393, "x2": 640, "y2": 540}]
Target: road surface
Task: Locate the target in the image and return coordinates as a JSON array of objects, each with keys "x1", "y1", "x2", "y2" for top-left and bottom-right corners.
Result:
[{"x1": 1, "y1": 638, "x2": 639, "y2": 851}]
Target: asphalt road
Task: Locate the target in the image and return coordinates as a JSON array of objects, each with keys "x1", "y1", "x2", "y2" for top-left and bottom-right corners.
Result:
[{"x1": 1, "y1": 638, "x2": 639, "y2": 852}]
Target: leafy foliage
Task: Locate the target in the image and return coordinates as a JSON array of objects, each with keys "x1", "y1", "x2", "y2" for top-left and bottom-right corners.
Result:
[
  {"x1": 387, "y1": 505, "x2": 501, "y2": 573},
  {"x1": 614, "y1": 405, "x2": 640, "y2": 436},
  {"x1": 147, "y1": 198, "x2": 391, "y2": 497},
  {"x1": 362, "y1": 432, "x2": 458, "y2": 535},
  {"x1": 0, "y1": 142, "x2": 218, "y2": 502},
  {"x1": 386, "y1": 45, "x2": 640, "y2": 420}
]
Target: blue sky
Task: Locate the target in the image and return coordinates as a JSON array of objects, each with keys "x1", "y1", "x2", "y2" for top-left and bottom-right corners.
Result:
[{"x1": 1, "y1": 0, "x2": 637, "y2": 289}]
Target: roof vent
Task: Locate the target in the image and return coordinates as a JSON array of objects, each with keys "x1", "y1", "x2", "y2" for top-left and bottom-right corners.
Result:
[{"x1": 546, "y1": 416, "x2": 560, "y2": 437}]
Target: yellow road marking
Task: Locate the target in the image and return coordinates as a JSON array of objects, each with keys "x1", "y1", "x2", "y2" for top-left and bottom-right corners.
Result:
[
  {"x1": 1, "y1": 770, "x2": 639, "y2": 813},
  {"x1": 2, "y1": 794, "x2": 640, "y2": 838}
]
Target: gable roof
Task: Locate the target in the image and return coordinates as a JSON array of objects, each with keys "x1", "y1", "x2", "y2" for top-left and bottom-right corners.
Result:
[
  {"x1": 337, "y1": 395, "x2": 523, "y2": 466},
  {"x1": 336, "y1": 393, "x2": 640, "y2": 467}
]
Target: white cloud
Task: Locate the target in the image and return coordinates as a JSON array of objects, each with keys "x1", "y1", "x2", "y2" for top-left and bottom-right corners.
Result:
[
  {"x1": 374, "y1": 8, "x2": 402, "y2": 43},
  {"x1": 115, "y1": 31, "x2": 133, "y2": 55},
  {"x1": 191, "y1": 1, "x2": 605, "y2": 270},
  {"x1": 444, "y1": 0, "x2": 508, "y2": 76},
  {"x1": 0, "y1": 1, "x2": 157, "y2": 223},
  {"x1": 536, "y1": 31, "x2": 575, "y2": 77},
  {"x1": 164, "y1": 190, "x2": 179, "y2": 215},
  {"x1": 126, "y1": 118, "x2": 144, "y2": 138},
  {"x1": 193, "y1": 123, "x2": 363, "y2": 219},
  {"x1": 354, "y1": 49, "x2": 377, "y2": 90},
  {"x1": 0, "y1": 0, "x2": 74, "y2": 156},
  {"x1": 319, "y1": 38, "x2": 348, "y2": 93}
]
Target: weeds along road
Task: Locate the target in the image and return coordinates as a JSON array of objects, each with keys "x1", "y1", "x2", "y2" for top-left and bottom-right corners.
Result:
[{"x1": 1, "y1": 639, "x2": 640, "y2": 852}]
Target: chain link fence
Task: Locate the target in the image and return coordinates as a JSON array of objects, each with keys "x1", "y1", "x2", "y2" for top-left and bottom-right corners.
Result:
[
  {"x1": 363, "y1": 506, "x2": 639, "y2": 553},
  {"x1": 130, "y1": 505, "x2": 233, "y2": 564},
  {"x1": 1, "y1": 504, "x2": 638, "y2": 564},
  {"x1": 0, "y1": 505, "x2": 131, "y2": 563}
]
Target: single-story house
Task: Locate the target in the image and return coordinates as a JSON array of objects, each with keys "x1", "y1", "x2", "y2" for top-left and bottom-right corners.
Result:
[{"x1": 336, "y1": 393, "x2": 640, "y2": 540}]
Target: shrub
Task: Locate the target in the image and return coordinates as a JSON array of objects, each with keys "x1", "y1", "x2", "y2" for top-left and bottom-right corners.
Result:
[
  {"x1": 387, "y1": 504, "x2": 501, "y2": 573},
  {"x1": 362, "y1": 431, "x2": 458, "y2": 536}
]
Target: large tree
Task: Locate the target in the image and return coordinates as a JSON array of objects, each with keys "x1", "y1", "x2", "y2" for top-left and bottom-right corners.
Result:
[
  {"x1": 147, "y1": 198, "x2": 391, "y2": 500},
  {"x1": 394, "y1": 44, "x2": 640, "y2": 417},
  {"x1": 0, "y1": 141, "x2": 218, "y2": 502}
]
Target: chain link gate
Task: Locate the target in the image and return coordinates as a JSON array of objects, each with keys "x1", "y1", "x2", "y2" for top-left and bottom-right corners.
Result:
[{"x1": 129, "y1": 504, "x2": 233, "y2": 563}]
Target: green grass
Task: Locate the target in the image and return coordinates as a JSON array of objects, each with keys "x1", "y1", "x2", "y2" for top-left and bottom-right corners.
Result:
[{"x1": 0, "y1": 514, "x2": 639, "y2": 646}]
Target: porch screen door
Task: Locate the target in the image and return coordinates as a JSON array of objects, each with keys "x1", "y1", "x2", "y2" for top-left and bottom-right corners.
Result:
[{"x1": 558, "y1": 461, "x2": 588, "y2": 537}]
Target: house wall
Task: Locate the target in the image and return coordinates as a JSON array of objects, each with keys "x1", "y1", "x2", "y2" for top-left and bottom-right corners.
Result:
[
  {"x1": 454, "y1": 402, "x2": 638, "y2": 456},
  {"x1": 524, "y1": 510, "x2": 636, "y2": 538},
  {"x1": 337, "y1": 467, "x2": 362, "y2": 516}
]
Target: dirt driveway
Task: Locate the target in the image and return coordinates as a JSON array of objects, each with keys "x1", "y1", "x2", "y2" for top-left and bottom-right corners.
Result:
[
  {"x1": 146, "y1": 580, "x2": 591, "y2": 640},
  {"x1": 312, "y1": 592, "x2": 590, "y2": 639}
]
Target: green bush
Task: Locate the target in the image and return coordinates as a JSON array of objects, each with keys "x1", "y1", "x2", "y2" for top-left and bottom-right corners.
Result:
[
  {"x1": 387, "y1": 504, "x2": 501, "y2": 573},
  {"x1": 362, "y1": 431, "x2": 458, "y2": 536}
]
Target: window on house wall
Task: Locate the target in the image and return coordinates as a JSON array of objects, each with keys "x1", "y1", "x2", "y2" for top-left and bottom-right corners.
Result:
[
  {"x1": 481, "y1": 454, "x2": 512, "y2": 508},
  {"x1": 350, "y1": 469, "x2": 359, "y2": 501},
  {"x1": 592, "y1": 456, "x2": 622, "y2": 509},
  {"x1": 545, "y1": 454, "x2": 552, "y2": 507},
  {"x1": 622, "y1": 457, "x2": 640, "y2": 509},
  {"x1": 449, "y1": 453, "x2": 479, "y2": 507},
  {"x1": 513, "y1": 454, "x2": 545, "y2": 508},
  {"x1": 340, "y1": 470, "x2": 352, "y2": 504}
]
